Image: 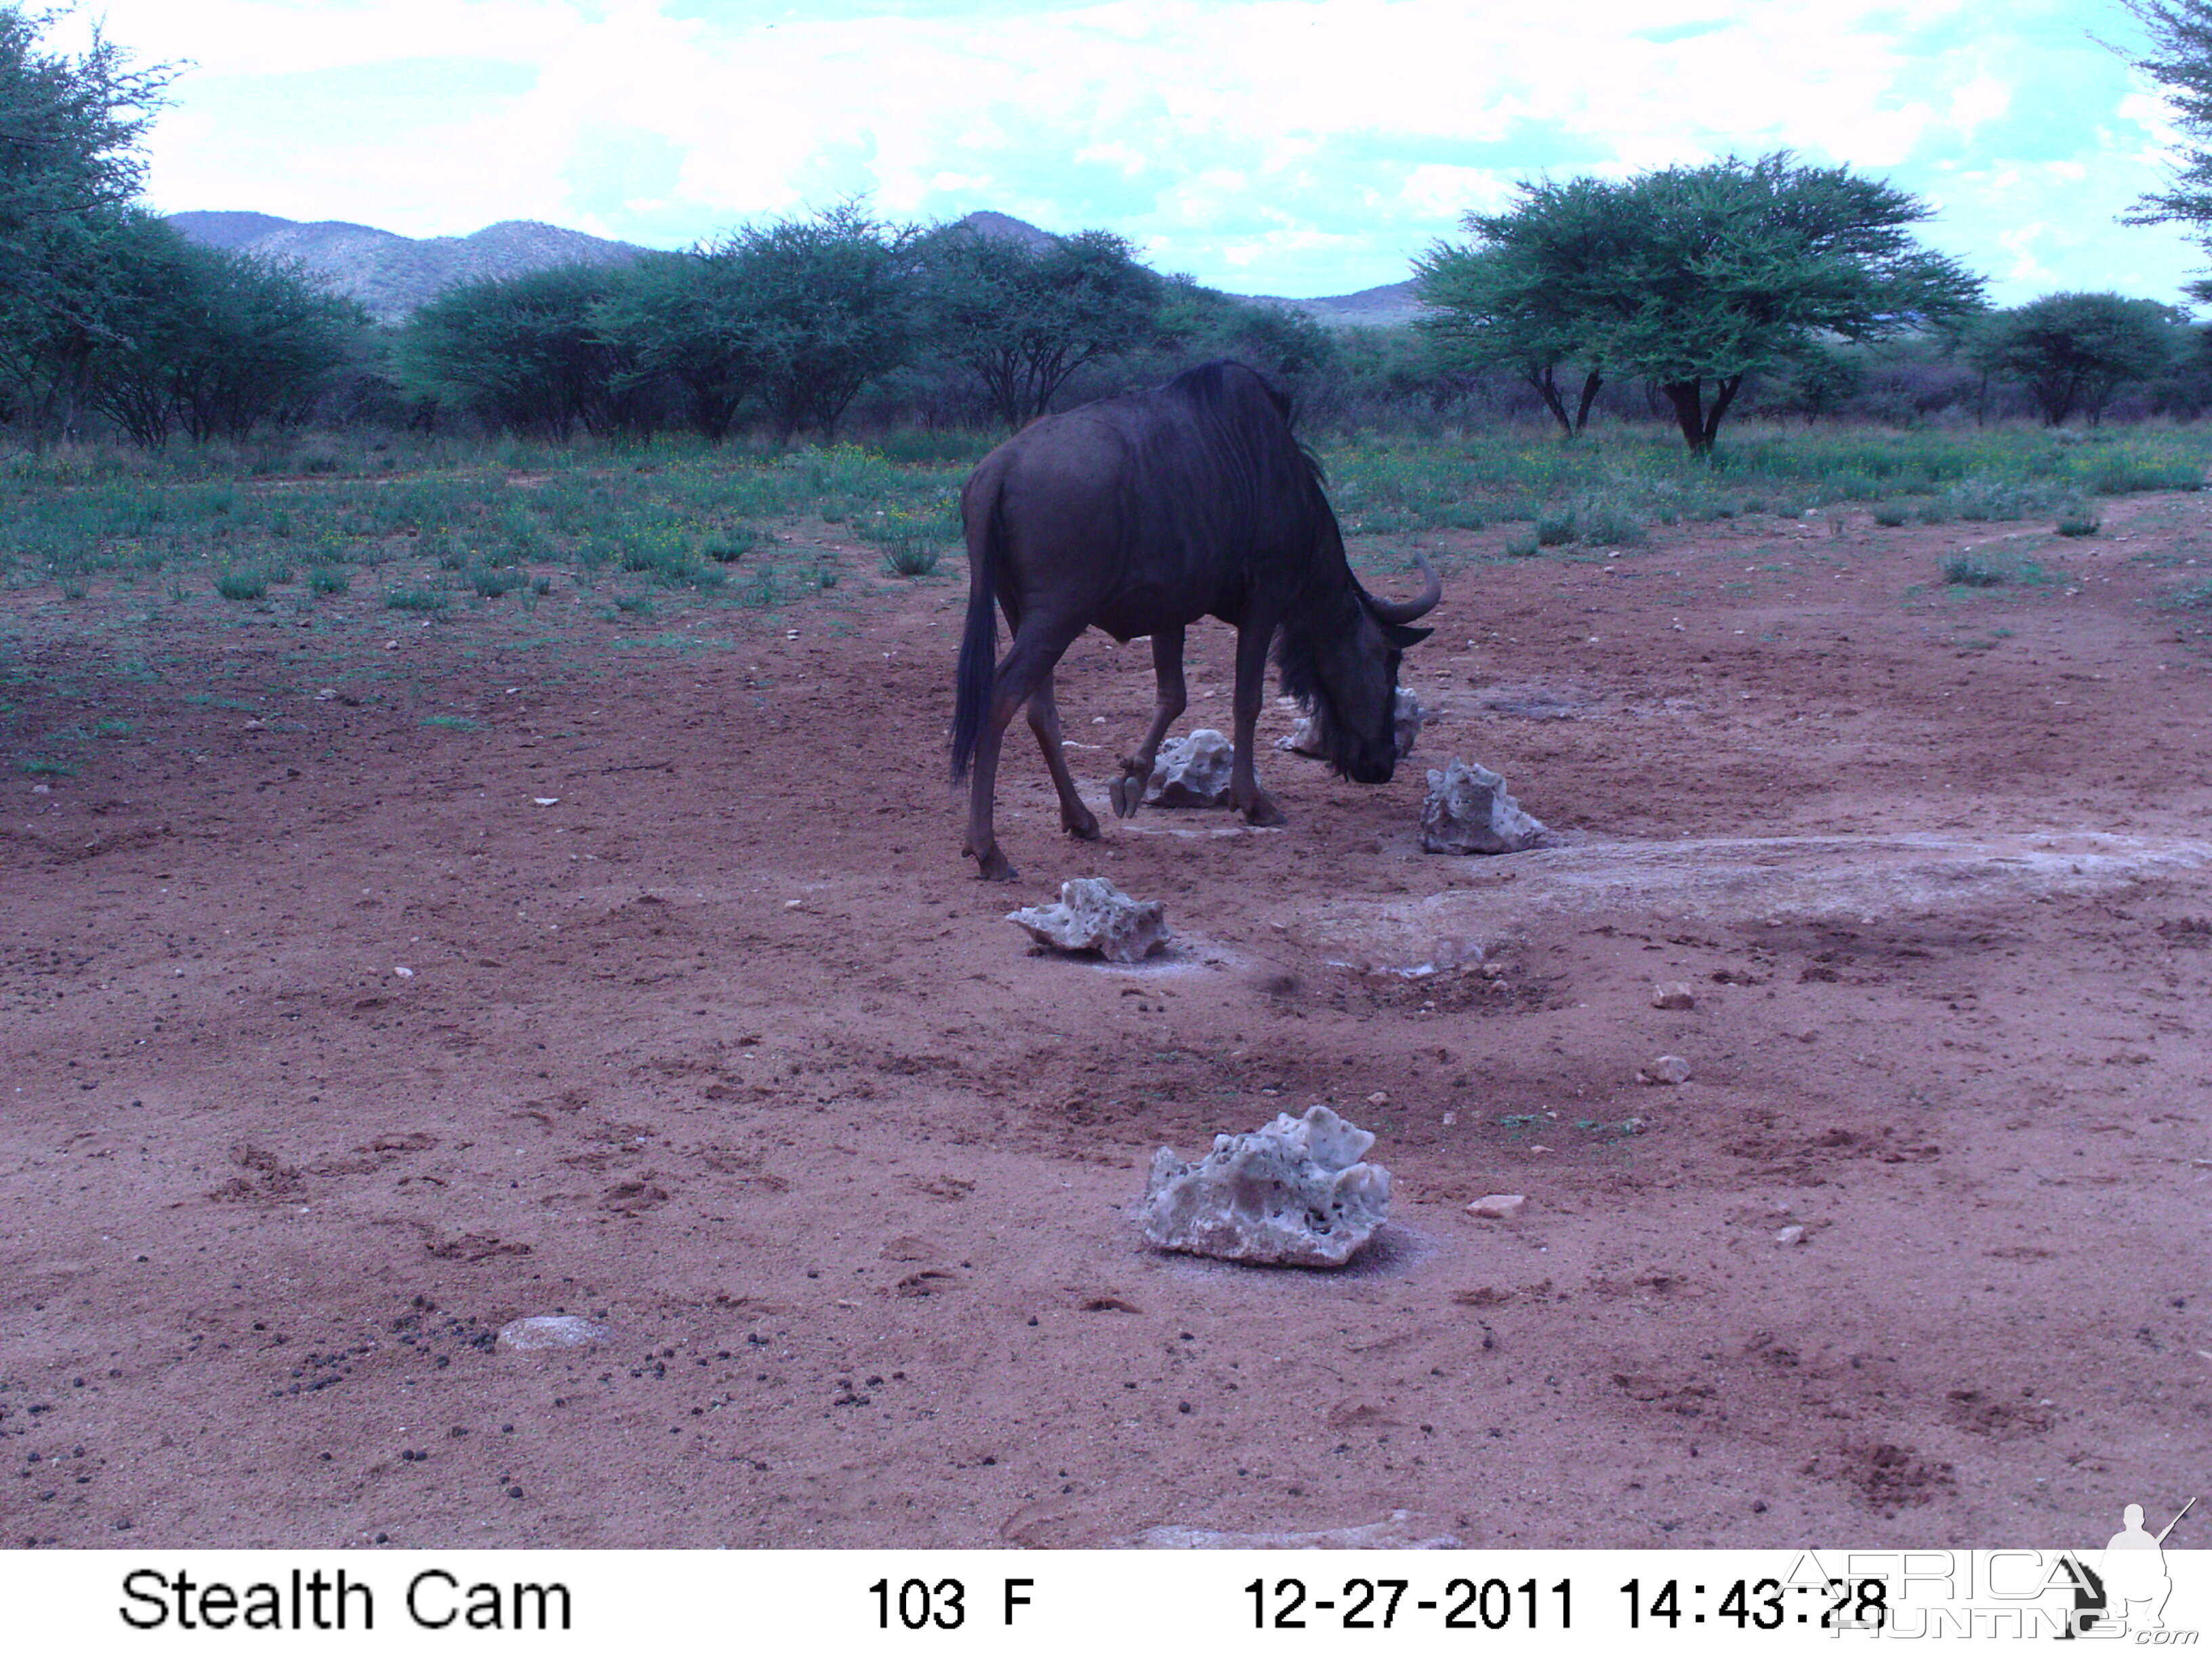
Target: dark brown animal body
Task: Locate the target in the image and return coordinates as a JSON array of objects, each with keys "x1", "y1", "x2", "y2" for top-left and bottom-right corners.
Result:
[{"x1": 950, "y1": 361, "x2": 1439, "y2": 881}]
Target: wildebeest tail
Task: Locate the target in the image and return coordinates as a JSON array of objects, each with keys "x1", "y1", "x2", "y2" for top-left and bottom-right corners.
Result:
[{"x1": 950, "y1": 483, "x2": 1002, "y2": 783}]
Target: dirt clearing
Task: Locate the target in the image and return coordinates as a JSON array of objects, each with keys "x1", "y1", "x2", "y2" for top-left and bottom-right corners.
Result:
[{"x1": 3, "y1": 496, "x2": 2209, "y2": 1549}]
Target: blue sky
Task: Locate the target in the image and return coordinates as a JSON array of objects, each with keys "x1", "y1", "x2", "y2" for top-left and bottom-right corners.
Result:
[{"x1": 56, "y1": 0, "x2": 2212, "y2": 306}]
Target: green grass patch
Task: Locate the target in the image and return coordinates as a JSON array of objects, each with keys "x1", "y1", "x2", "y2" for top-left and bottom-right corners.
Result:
[
  {"x1": 214, "y1": 569, "x2": 270, "y2": 601},
  {"x1": 18, "y1": 756, "x2": 78, "y2": 775},
  {"x1": 384, "y1": 587, "x2": 448, "y2": 613},
  {"x1": 420, "y1": 714, "x2": 483, "y2": 732},
  {"x1": 308, "y1": 567, "x2": 351, "y2": 596}
]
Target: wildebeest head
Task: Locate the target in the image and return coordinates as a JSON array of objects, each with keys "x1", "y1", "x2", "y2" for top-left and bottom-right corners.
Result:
[{"x1": 1275, "y1": 556, "x2": 1441, "y2": 783}]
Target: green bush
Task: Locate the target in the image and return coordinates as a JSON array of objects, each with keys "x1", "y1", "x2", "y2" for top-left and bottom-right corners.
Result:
[
  {"x1": 1573, "y1": 495, "x2": 1646, "y2": 546},
  {"x1": 1535, "y1": 508, "x2": 1576, "y2": 546},
  {"x1": 701, "y1": 532, "x2": 754, "y2": 564},
  {"x1": 384, "y1": 587, "x2": 447, "y2": 613},
  {"x1": 880, "y1": 537, "x2": 941, "y2": 576},
  {"x1": 215, "y1": 569, "x2": 268, "y2": 601},
  {"x1": 1503, "y1": 527, "x2": 1541, "y2": 557},
  {"x1": 2055, "y1": 512, "x2": 2101, "y2": 537},
  {"x1": 308, "y1": 567, "x2": 350, "y2": 595}
]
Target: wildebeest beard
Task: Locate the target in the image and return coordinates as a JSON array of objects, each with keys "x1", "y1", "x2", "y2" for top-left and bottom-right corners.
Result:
[{"x1": 1273, "y1": 596, "x2": 1399, "y2": 784}]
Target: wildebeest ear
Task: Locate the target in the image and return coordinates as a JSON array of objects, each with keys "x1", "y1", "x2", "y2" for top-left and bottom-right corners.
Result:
[{"x1": 1385, "y1": 623, "x2": 1433, "y2": 648}]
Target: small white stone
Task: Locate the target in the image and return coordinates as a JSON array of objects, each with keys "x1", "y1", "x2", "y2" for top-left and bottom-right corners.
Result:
[
  {"x1": 533, "y1": 796, "x2": 559, "y2": 806},
  {"x1": 392, "y1": 966, "x2": 415, "y2": 979},
  {"x1": 497, "y1": 1315, "x2": 609, "y2": 1351},
  {"x1": 1775, "y1": 1225, "x2": 1808, "y2": 1247},
  {"x1": 1467, "y1": 1193, "x2": 1526, "y2": 1220},
  {"x1": 1652, "y1": 982, "x2": 1696, "y2": 1010},
  {"x1": 1639, "y1": 1054, "x2": 1692, "y2": 1085},
  {"x1": 1366, "y1": 1090, "x2": 1389, "y2": 1107}
]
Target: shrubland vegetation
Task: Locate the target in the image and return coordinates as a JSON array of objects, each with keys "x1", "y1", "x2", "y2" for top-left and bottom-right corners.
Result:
[{"x1": 3, "y1": 0, "x2": 2212, "y2": 644}]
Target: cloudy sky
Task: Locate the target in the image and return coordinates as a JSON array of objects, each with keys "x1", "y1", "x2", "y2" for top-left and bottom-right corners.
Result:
[{"x1": 51, "y1": 0, "x2": 2212, "y2": 305}]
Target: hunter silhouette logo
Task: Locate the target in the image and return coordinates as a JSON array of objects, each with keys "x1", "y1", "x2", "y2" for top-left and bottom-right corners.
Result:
[{"x1": 2061, "y1": 1496, "x2": 2197, "y2": 1639}]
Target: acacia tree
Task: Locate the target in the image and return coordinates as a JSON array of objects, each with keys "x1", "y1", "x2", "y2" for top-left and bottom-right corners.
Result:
[
  {"x1": 2122, "y1": 0, "x2": 2212, "y2": 291},
  {"x1": 591, "y1": 250, "x2": 756, "y2": 441},
  {"x1": 400, "y1": 264, "x2": 649, "y2": 438},
  {"x1": 918, "y1": 224, "x2": 1160, "y2": 428},
  {"x1": 1420, "y1": 155, "x2": 1986, "y2": 452},
  {"x1": 703, "y1": 201, "x2": 920, "y2": 442},
  {"x1": 1415, "y1": 176, "x2": 1624, "y2": 437},
  {"x1": 0, "y1": 5, "x2": 174, "y2": 440},
  {"x1": 1966, "y1": 293, "x2": 2184, "y2": 426}
]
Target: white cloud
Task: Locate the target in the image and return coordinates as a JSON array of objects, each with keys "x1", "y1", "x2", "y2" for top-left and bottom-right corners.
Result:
[{"x1": 41, "y1": 0, "x2": 2207, "y2": 300}]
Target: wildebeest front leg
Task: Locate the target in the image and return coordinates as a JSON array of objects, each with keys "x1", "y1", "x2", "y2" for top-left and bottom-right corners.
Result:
[
  {"x1": 1027, "y1": 672, "x2": 1100, "y2": 840},
  {"x1": 1110, "y1": 627, "x2": 1187, "y2": 819},
  {"x1": 1228, "y1": 622, "x2": 1286, "y2": 827}
]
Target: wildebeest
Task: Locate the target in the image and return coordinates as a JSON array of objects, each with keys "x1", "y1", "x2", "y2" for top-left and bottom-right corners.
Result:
[{"x1": 950, "y1": 360, "x2": 1441, "y2": 881}]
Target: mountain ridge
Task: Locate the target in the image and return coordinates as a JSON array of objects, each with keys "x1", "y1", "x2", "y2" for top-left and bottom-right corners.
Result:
[{"x1": 163, "y1": 209, "x2": 1423, "y2": 328}]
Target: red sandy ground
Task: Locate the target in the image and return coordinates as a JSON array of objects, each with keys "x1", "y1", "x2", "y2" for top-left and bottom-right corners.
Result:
[{"x1": 3, "y1": 491, "x2": 2209, "y2": 1551}]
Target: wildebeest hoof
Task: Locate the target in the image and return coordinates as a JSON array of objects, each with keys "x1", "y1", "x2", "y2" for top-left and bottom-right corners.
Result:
[
  {"x1": 1109, "y1": 773, "x2": 1143, "y2": 819},
  {"x1": 1063, "y1": 806, "x2": 1102, "y2": 840},
  {"x1": 971, "y1": 846, "x2": 1019, "y2": 882}
]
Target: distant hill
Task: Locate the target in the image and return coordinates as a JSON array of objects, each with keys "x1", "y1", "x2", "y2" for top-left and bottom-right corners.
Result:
[
  {"x1": 165, "y1": 213, "x2": 649, "y2": 324},
  {"x1": 165, "y1": 207, "x2": 1423, "y2": 328},
  {"x1": 949, "y1": 209, "x2": 1059, "y2": 253},
  {"x1": 947, "y1": 211, "x2": 1423, "y2": 327},
  {"x1": 1249, "y1": 279, "x2": 1429, "y2": 329}
]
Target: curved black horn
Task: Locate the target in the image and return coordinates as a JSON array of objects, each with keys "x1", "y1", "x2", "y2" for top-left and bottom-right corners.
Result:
[{"x1": 1368, "y1": 554, "x2": 1441, "y2": 625}]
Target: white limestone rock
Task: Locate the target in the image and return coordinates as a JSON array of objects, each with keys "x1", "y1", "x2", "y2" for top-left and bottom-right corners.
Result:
[
  {"x1": 1137, "y1": 1105, "x2": 1391, "y2": 1267},
  {"x1": 1392, "y1": 687, "x2": 1425, "y2": 758},
  {"x1": 1143, "y1": 729, "x2": 1235, "y2": 807},
  {"x1": 1279, "y1": 689, "x2": 1424, "y2": 760},
  {"x1": 1007, "y1": 877, "x2": 1168, "y2": 964},
  {"x1": 1418, "y1": 758, "x2": 1546, "y2": 854},
  {"x1": 497, "y1": 1315, "x2": 609, "y2": 1351}
]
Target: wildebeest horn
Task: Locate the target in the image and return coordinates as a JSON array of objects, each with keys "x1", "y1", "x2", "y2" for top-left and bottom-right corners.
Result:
[{"x1": 1367, "y1": 554, "x2": 1441, "y2": 624}]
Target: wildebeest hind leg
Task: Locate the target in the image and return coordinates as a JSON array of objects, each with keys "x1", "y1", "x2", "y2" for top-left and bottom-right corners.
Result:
[
  {"x1": 1027, "y1": 674, "x2": 1100, "y2": 840},
  {"x1": 964, "y1": 620, "x2": 1084, "y2": 881},
  {"x1": 1111, "y1": 626, "x2": 1187, "y2": 819}
]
